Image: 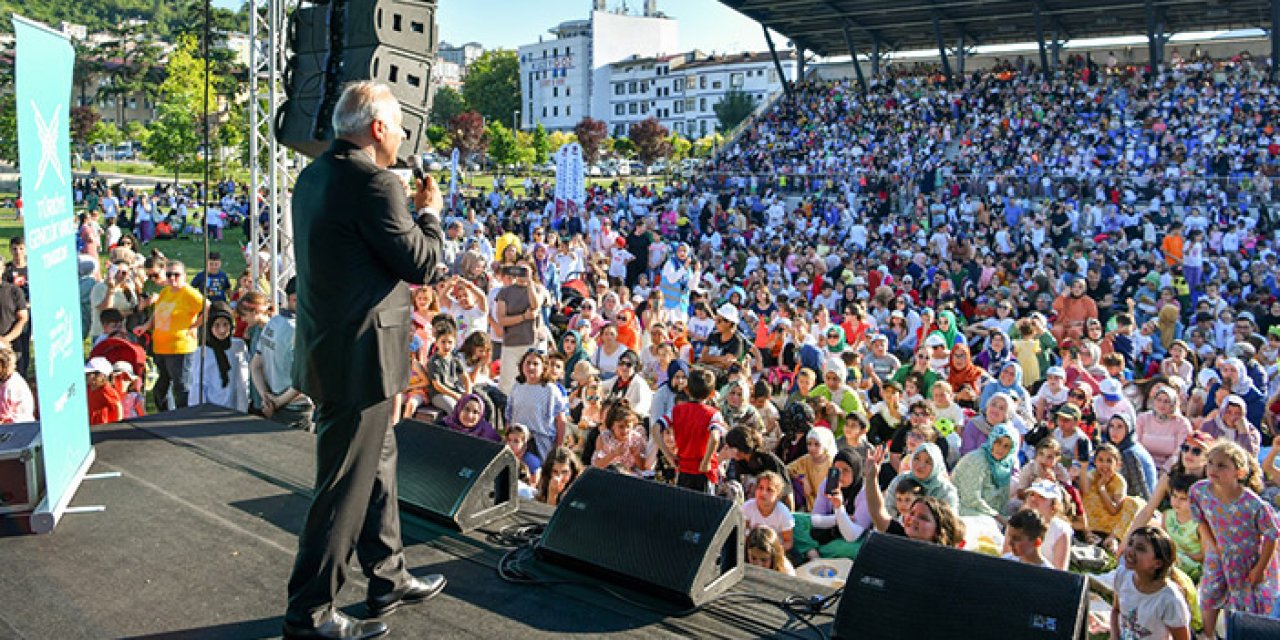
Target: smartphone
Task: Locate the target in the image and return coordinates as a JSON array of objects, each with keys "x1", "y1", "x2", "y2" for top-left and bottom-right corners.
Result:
[
  {"x1": 824, "y1": 466, "x2": 842, "y2": 495},
  {"x1": 390, "y1": 168, "x2": 413, "y2": 184}
]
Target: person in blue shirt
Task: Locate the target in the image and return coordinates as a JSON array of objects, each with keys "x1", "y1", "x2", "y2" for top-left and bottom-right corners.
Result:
[{"x1": 191, "y1": 251, "x2": 233, "y2": 303}]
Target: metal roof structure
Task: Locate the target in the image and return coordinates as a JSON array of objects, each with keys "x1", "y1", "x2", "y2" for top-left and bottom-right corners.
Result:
[{"x1": 716, "y1": 0, "x2": 1273, "y2": 58}]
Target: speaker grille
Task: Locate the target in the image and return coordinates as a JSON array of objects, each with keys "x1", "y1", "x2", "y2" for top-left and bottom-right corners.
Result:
[
  {"x1": 536, "y1": 469, "x2": 743, "y2": 607},
  {"x1": 834, "y1": 532, "x2": 1087, "y2": 640},
  {"x1": 394, "y1": 420, "x2": 518, "y2": 531}
]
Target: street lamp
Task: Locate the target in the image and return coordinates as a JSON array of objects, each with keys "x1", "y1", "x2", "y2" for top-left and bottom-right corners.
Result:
[{"x1": 513, "y1": 109, "x2": 520, "y2": 132}]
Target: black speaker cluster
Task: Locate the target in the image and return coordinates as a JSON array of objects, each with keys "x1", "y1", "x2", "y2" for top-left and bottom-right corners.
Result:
[{"x1": 279, "y1": 0, "x2": 439, "y2": 158}]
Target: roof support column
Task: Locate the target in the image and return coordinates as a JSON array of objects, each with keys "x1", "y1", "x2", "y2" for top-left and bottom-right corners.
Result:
[
  {"x1": 871, "y1": 37, "x2": 882, "y2": 78},
  {"x1": 1034, "y1": 0, "x2": 1051, "y2": 79},
  {"x1": 932, "y1": 13, "x2": 953, "y2": 86},
  {"x1": 797, "y1": 47, "x2": 807, "y2": 80},
  {"x1": 1273, "y1": 0, "x2": 1280, "y2": 82},
  {"x1": 1145, "y1": 0, "x2": 1162, "y2": 73},
  {"x1": 1052, "y1": 28, "x2": 1063, "y2": 71},
  {"x1": 842, "y1": 26, "x2": 868, "y2": 92},
  {"x1": 762, "y1": 24, "x2": 794, "y2": 99},
  {"x1": 956, "y1": 34, "x2": 967, "y2": 76}
]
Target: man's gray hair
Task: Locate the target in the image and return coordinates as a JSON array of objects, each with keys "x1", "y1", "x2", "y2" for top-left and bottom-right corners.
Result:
[{"x1": 331, "y1": 81, "x2": 402, "y2": 138}]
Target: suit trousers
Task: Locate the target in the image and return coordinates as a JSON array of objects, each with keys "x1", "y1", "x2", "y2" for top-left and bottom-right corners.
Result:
[{"x1": 286, "y1": 396, "x2": 409, "y2": 626}]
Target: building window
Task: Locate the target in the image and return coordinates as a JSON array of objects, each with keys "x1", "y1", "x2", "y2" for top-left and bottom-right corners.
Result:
[
  {"x1": 629, "y1": 103, "x2": 638, "y2": 114},
  {"x1": 684, "y1": 97, "x2": 695, "y2": 111},
  {"x1": 686, "y1": 76, "x2": 697, "y2": 90},
  {"x1": 768, "y1": 69, "x2": 778, "y2": 82},
  {"x1": 553, "y1": 48, "x2": 558, "y2": 56},
  {"x1": 615, "y1": 104, "x2": 625, "y2": 115},
  {"x1": 640, "y1": 81, "x2": 647, "y2": 92},
  {"x1": 674, "y1": 122, "x2": 682, "y2": 134},
  {"x1": 712, "y1": 81, "x2": 722, "y2": 89},
  {"x1": 641, "y1": 102, "x2": 648, "y2": 114},
  {"x1": 700, "y1": 76, "x2": 706, "y2": 89},
  {"x1": 542, "y1": 107, "x2": 547, "y2": 117},
  {"x1": 553, "y1": 106, "x2": 559, "y2": 116},
  {"x1": 615, "y1": 83, "x2": 624, "y2": 95},
  {"x1": 730, "y1": 72, "x2": 744, "y2": 87},
  {"x1": 552, "y1": 87, "x2": 559, "y2": 97},
  {"x1": 566, "y1": 106, "x2": 571, "y2": 116},
  {"x1": 673, "y1": 79, "x2": 681, "y2": 92},
  {"x1": 566, "y1": 87, "x2": 571, "y2": 96},
  {"x1": 699, "y1": 97, "x2": 706, "y2": 111},
  {"x1": 674, "y1": 101, "x2": 683, "y2": 114},
  {"x1": 566, "y1": 46, "x2": 571, "y2": 55},
  {"x1": 629, "y1": 81, "x2": 637, "y2": 93}
]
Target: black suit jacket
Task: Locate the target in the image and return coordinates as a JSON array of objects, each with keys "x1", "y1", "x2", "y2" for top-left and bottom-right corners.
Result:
[{"x1": 292, "y1": 139, "x2": 443, "y2": 404}]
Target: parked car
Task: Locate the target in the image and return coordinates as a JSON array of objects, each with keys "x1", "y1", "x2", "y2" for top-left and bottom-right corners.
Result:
[{"x1": 587, "y1": 164, "x2": 604, "y2": 177}]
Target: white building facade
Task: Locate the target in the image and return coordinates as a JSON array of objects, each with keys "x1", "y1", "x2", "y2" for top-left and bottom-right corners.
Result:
[
  {"x1": 606, "y1": 51, "x2": 796, "y2": 138},
  {"x1": 517, "y1": 5, "x2": 678, "y2": 131}
]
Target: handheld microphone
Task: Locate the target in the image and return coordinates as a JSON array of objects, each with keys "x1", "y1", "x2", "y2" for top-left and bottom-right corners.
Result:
[{"x1": 406, "y1": 154, "x2": 427, "y2": 182}]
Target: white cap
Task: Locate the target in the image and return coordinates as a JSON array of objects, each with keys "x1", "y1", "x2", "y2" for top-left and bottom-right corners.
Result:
[
  {"x1": 1045, "y1": 366, "x2": 1066, "y2": 379},
  {"x1": 924, "y1": 334, "x2": 946, "y2": 348},
  {"x1": 1099, "y1": 377, "x2": 1123, "y2": 400},
  {"x1": 716, "y1": 303, "x2": 740, "y2": 325},
  {"x1": 84, "y1": 357, "x2": 112, "y2": 376}
]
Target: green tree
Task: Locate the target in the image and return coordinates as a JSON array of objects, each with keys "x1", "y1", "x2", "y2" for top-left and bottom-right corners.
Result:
[
  {"x1": 425, "y1": 125, "x2": 448, "y2": 149},
  {"x1": 531, "y1": 123, "x2": 549, "y2": 164},
  {"x1": 0, "y1": 93, "x2": 16, "y2": 166},
  {"x1": 430, "y1": 86, "x2": 467, "y2": 128},
  {"x1": 462, "y1": 50, "x2": 519, "y2": 129},
  {"x1": 124, "y1": 120, "x2": 150, "y2": 147},
  {"x1": 611, "y1": 138, "x2": 635, "y2": 158},
  {"x1": 486, "y1": 120, "x2": 519, "y2": 168},
  {"x1": 144, "y1": 34, "x2": 223, "y2": 181},
  {"x1": 88, "y1": 120, "x2": 124, "y2": 147},
  {"x1": 669, "y1": 134, "x2": 692, "y2": 163},
  {"x1": 713, "y1": 89, "x2": 758, "y2": 133},
  {"x1": 547, "y1": 130, "x2": 576, "y2": 151}
]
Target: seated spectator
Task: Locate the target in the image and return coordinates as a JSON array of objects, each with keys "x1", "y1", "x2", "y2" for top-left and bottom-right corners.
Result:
[
  {"x1": 952, "y1": 422, "x2": 1021, "y2": 521},
  {"x1": 746, "y1": 526, "x2": 796, "y2": 577},
  {"x1": 441, "y1": 393, "x2": 500, "y2": 443},
  {"x1": 111, "y1": 361, "x2": 146, "y2": 420},
  {"x1": 0, "y1": 344, "x2": 34, "y2": 423},
  {"x1": 1080, "y1": 443, "x2": 1144, "y2": 554},
  {"x1": 591, "y1": 399, "x2": 648, "y2": 474},
  {"x1": 786, "y1": 427, "x2": 838, "y2": 511},
  {"x1": 535, "y1": 446, "x2": 582, "y2": 507},
  {"x1": 861, "y1": 444, "x2": 966, "y2": 549},
  {"x1": 1002, "y1": 509, "x2": 1052, "y2": 568},
  {"x1": 741, "y1": 471, "x2": 794, "y2": 551},
  {"x1": 85, "y1": 357, "x2": 122, "y2": 426}
]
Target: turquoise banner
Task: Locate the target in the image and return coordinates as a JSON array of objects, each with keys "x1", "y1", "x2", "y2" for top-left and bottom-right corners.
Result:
[{"x1": 12, "y1": 15, "x2": 92, "y2": 521}]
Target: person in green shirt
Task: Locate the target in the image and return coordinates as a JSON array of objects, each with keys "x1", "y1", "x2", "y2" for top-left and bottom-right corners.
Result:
[{"x1": 809, "y1": 360, "x2": 865, "y2": 439}]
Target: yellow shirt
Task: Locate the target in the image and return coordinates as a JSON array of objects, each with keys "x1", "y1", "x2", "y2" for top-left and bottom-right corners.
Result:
[{"x1": 152, "y1": 285, "x2": 205, "y2": 355}]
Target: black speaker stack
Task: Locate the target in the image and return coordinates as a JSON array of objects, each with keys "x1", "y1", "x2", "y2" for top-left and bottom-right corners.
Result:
[
  {"x1": 833, "y1": 532, "x2": 1089, "y2": 639},
  {"x1": 279, "y1": 0, "x2": 438, "y2": 158},
  {"x1": 394, "y1": 419, "x2": 518, "y2": 532}
]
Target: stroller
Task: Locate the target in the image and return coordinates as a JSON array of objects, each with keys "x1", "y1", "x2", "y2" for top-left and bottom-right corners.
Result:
[{"x1": 549, "y1": 269, "x2": 596, "y2": 335}]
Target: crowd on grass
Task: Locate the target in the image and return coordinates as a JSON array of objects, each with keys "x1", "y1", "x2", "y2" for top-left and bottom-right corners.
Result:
[{"x1": 6, "y1": 48, "x2": 1280, "y2": 640}]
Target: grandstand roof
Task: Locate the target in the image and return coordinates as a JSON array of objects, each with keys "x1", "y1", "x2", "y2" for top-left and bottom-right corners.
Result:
[{"x1": 716, "y1": 0, "x2": 1273, "y2": 58}]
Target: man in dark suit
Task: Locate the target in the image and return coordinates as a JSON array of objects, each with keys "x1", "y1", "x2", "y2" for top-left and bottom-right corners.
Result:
[{"x1": 284, "y1": 81, "x2": 446, "y2": 640}]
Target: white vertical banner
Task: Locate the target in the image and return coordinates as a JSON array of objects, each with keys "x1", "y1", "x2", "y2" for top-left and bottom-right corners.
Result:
[
  {"x1": 448, "y1": 147, "x2": 460, "y2": 209},
  {"x1": 566, "y1": 143, "x2": 585, "y2": 205}
]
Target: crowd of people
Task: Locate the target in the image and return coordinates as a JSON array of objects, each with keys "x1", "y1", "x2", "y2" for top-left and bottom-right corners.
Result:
[{"x1": 17, "y1": 49, "x2": 1280, "y2": 639}]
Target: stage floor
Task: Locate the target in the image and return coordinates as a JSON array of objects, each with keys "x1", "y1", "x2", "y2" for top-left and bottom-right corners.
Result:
[{"x1": 0, "y1": 405, "x2": 833, "y2": 639}]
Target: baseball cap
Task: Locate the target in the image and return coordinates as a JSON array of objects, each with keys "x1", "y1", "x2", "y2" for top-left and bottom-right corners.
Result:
[
  {"x1": 111, "y1": 361, "x2": 136, "y2": 378},
  {"x1": 1026, "y1": 479, "x2": 1062, "y2": 501},
  {"x1": 84, "y1": 357, "x2": 112, "y2": 376},
  {"x1": 924, "y1": 334, "x2": 946, "y2": 348},
  {"x1": 1045, "y1": 366, "x2": 1066, "y2": 379},
  {"x1": 716, "y1": 303, "x2": 740, "y2": 325},
  {"x1": 1099, "y1": 377, "x2": 1123, "y2": 401},
  {"x1": 1054, "y1": 404, "x2": 1081, "y2": 420}
]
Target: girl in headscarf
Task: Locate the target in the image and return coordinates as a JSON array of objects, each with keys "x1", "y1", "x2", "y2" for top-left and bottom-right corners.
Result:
[
  {"x1": 650, "y1": 360, "x2": 689, "y2": 428},
  {"x1": 822, "y1": 324, "x2": 850, "y2": 356},
  {"x1": 810, "y1": 357, "x2": 864, "y2": 438},
  {"x1": 560, "y1": 330, "x2": 589, "y2": 389},
  {"x1": 187, "y1": 301, "x2": 249, "y2": 412},
  {"x1": 786, "y1": 426, "x2": 839, "y2": 511},
  {"x1": 720, "y1": 376, "x2": 764, "y2": 435},
  {"x1": 1101, "y1": 413, "x2": 1158, "y2": 499},
  {"x1": 792, "y1": 446, "x2": 865, "y2": 560},
  {"x1": 884, "y1": 442, "x2": 959, "y2": 514},
  {"x1": 442, "y1": 393, "x2": 501, "y2": 442},
  {"x1": 946, "y1": 343, "x2": 990, "y2": 408},
  {"x1": 972, "y1": 330, "x2": 1012, "y2": 374},
  {"x1": 1133, "y1": 385, "x2": 1193, "y2": 469},
  {"x1": 951, "y1": 422, "x2": 1021, "y2": 519}
]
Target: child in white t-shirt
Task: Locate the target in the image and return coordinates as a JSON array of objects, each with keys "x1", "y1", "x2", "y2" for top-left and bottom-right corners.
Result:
[
  {"x1": 740, "y1": 471, "x2": 794, "y2": 551},
  {"x1": 1111, "y1": 527, "x2": 1191, "y2": 640},
  {"x1": 608, "y1": 239, "x2": 634, "y2": 285}
]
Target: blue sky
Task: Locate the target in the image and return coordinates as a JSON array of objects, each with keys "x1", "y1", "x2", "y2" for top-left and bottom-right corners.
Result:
[{"x1": 213, "y1": 0, "x2": 784, "y2": 55}]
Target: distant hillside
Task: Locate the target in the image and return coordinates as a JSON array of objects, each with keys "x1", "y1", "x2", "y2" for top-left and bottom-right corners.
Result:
[{"x1": 2, "y1": 0, "x2": 246, "y2": 35}]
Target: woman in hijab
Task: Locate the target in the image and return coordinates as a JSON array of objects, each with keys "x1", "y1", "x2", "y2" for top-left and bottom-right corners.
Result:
[
  {"x1": 1200, "y1": 394, "x2": 1263, "y2": 456},
  {"x1": 1133, "y1": 385, "x2": 1193, "y2": 469},
  {"x1": 822, "y1": 324, "x2": 850, "y2": 357},
  {"x1": 560, "y1": 330, "x2": 589, "y2": 389},
  {"x1": 951, "y1": 422, "x2": 1021, "y2": 520},
  {"x1": 650, "y1": 360, "x2": 689, "y2": 427},
  {"x1": 946, "y1": 343, "x2": 990, "y2": 408},
  {"x1": 441, "y1": 393, "x2": 501, "y2": 442},
  {"x1": 187, "y1": 301, "x2": 249, "y2": 411},
  {"x1": 1100, "y1": 413, "x2": 1158, "y2": 499},
  {"x1": 792, "y1": 446, "x2": 866, "y2": 560},
  {"x1": 978, "y1": 362, "x2": 1033, "y2": 423},
  {"x1": 720, "y1": 376, "x2": 764, "y2": 434},
  {"x1": 1203, "y1": 357, "x2": 1266, "y2": 427},
  {"x1": 959, "y1": 391, "x2": 1024, "y2": 457},
  {"x1": 930, "y1": 309, "x2": 964, "y2": 348},
  {"x1": 884, "y1": 442, "x2": 959, "y2": 514}
]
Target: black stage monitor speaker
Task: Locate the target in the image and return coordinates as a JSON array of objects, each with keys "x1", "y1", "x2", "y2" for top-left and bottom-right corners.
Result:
[
  {"x1": 534, "y1": 468, "x2": 744, "y2": 608},
  {"x1": 834, "y1": 532, "x2": 1088, "y2": 640},
  {"x1": 394, "y1": 420, "x2": 518, "y2": 532},
  {"x1": 280, "y1": 0, "x2": 436, "y2": 158},
  {"x1": 1228, "y1": 610, "x2": 1280, "y2": 639}
]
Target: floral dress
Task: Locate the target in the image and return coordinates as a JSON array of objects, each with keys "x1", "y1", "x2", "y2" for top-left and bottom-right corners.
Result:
[{"x1": 1189, "y1": 479, "x2": 1280, "y2": 616}]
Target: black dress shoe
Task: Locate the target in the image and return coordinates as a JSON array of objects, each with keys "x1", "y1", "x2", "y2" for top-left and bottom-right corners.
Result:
[
  {"x1": 282, "y1": 611, "x2": 388, "y2": 640},
  {"x1": 367, "y1": 574, "x2": 446, "y2": 617}
]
